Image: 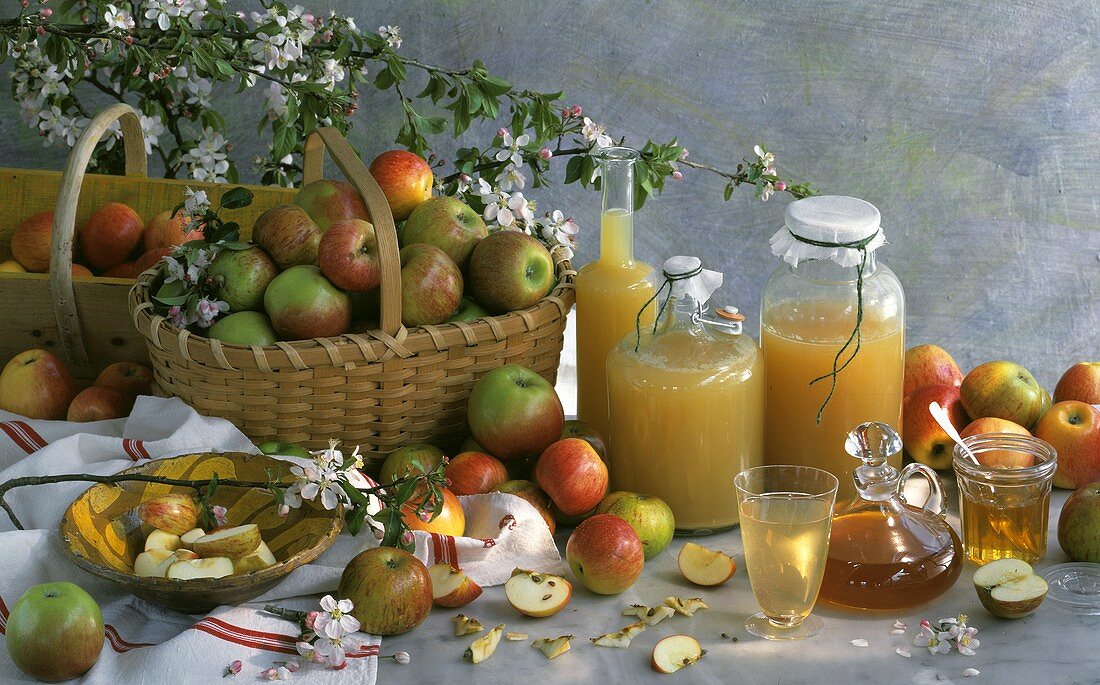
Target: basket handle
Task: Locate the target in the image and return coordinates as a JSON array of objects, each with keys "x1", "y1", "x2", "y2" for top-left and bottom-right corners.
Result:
[
  {"x1": 50, "y1": 103, "x2": 148, "y2": 365},
  {"x1": 301, "y1": 129, "x2": 402, "y2": 337}
]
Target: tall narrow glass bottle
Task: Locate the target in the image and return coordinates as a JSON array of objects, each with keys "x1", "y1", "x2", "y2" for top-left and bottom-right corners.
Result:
[{"x1": 575, "y1": 147, "x2": 655, "y2": 458}]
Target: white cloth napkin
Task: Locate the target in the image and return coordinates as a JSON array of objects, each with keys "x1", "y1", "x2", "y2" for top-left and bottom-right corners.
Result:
[{"x1": 0, "y1": 396, "x2": 562, "y2": 683}]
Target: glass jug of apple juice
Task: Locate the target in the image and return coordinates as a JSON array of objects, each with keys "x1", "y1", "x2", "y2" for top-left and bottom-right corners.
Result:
[
  {"x1": 761, "y1": 196, "x2": 905, "y2": 498},
  {"x1": 574, "y1": 147, "x2": 655, "y2": 456},
  {"x1": 606, "y1": 256, "x2": 764, "y2": 534}
]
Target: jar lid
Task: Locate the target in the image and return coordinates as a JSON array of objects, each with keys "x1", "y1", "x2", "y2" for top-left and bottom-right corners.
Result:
[
  {"x1": 1040, "y1": 563, "x2": 1100, "y2": 615},
  {"x1": 659, "y1": 256, "x2": 723, "y2": 306},
  {"x1": 770, "y1": 195, "x2": 886, "y2": 267}
]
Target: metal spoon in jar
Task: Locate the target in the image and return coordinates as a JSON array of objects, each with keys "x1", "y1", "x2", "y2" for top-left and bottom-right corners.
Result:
[{"x1": 928, "y1": 401, "x2": 981, "y2": 465}]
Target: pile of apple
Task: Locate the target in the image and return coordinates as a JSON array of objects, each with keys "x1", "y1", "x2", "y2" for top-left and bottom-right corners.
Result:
[
  {"x1": 132, "y1": 493, "x2": 276, "y2": 580},
  {"x1": 193, "y1": 149, "x2": 559, "y2": 346},
  {"x1": 0, "y1": 347, "x2": 154, "y2": 422},
  {"x1": 4, "y1": 200, "x2": 207, "y2": 279}
]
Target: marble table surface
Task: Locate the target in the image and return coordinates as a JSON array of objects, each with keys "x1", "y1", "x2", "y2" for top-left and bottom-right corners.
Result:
[{"x1": 379, "y1": 481, "x2": 1097, "y2": 684}]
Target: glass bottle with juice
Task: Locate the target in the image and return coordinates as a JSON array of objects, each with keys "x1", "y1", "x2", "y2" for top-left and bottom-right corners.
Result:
[
  {"x1": 606, "y1": 257, "x2": 764, "y2": 533},
  {"x1": 575, "y1": 147, "x2": 655, "y2": 455},
  {"x1": 761, "y1": 196, "x2": 905, "y2": 498}
]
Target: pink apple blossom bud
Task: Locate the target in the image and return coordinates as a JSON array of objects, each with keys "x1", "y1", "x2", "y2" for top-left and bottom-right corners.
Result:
[
  {"x1": 168, "y1": 306, "x2": 180, "y2": 317},
  {"x1": 672, "y1": 171, "x2": 683, "y2": 180},
  {"x1": 21, "y1": 0, "x2": 29, "y2": 7},
  {"x1": 561, "y1": 108, "x2": 571, "y2": 118},
  {"x1": 277, "y1": 504, "x2": 290, "y2": 518},
  {"x1": 496, "y1": 127, "x2": 509, "y2": 139},
  {"x1": 124, "y1": 35, "x2": 134, "y2": 45},
  {"x1": 679, "y1": 148, "x2": 690, "y2": 161},
  {"x1": 304, "y1": 611, "x2": 319, "y2": 630},
  {"x1": 40, "y1": 7, "x2": 52, "y2": 16},
  {"x1": 372, "y1": 527, "x2": 384, "y2": 540},
  {"x1": 302, "y1": 13, "x2": 314, "y2": 23},
  {"x1": 227, "y1": 660, "x2": 242, "y2": 675},
  {"x1": 538, "y1": 147, "x2": 553, "y2": 160},
  {"x1": 37, "y1": 25, "x2": 45, "y2": 34},
  {"x1": 400, "y1": 530, "x2": 415, "y2": 546},
  {"x1": 394, "y1": 652, "x2": 411, "y2": 665},
  {"x1": 775, "y1": 181, "x2": 787, "y2": 192},
  {"x1": 285, "y1": 661, "x2": 300, "y2": 673},
  {"x1": 571, "y1": 105, "x2": 583, "y2": 116},
  {"x1": 260, "y1": 668, "x2": 279, "y2": 680},
  {"x1": 460, "y1": 173, "x2": 472, "y2": 184}
]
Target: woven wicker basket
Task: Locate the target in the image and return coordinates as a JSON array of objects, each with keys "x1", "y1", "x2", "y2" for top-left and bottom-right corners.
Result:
[{"x1": 130, "y1": 127, "x2": 575, "y2": 464}]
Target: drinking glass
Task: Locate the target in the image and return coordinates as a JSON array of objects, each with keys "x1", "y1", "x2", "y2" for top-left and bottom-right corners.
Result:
[{"x1": 734, "y1": 465, "x2": 838, "y2": 640}]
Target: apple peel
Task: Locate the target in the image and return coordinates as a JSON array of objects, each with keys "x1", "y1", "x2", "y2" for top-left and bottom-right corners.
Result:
[
  {"x1": 505, "y1": 632, "x2": 528, "y2": 641},
  {"x1": 464, "y1": 624, "x2": 504, "y2": 664},
  {"x1": 452, "y1": 614, "x2": 484, "y2": 636},
  {"x1": 531, "y1": 635, "x2": 573, "y2": 659},
  {"x1": 663, "y1": 596, "x2": 709, "y2": 616},
  {"x1": 621, "y1": 604, "x2": 675, "y2": 626},
  {"x1": 590, "y1": 621, "x2": 646, "y2": 648}
]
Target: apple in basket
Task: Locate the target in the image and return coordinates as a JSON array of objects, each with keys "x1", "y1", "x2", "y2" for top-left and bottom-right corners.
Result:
[
  {"x1": 467, "y1": 231, "x2": 556, "y2": 314},
  {"x1": 565, "y1": 514, "x2": 645, "y2": 595},
  {"x1": 339, "y1": 546, "x2": 433, "y2": 635},
  {"x1": 264, "y1": 265, "x2": 351, "y2": 340},
  {"x1": 11, "y1": 210, "x2": 54, "y2": 272},
  {"x1": 402, "y1": 196, "x2": 488, "y2": 270},
  {"x1": 293, "y1": 178, "x2": 371, "y2": 232},
  {"x1": 79, "y1": 202, "x2": 144, "y2": 271},
  {"x1": 95, "y1": 361, "x2": 155, "y2": 401},
  {"x1": 447, "y1": 296, "x2": 489, "y2": 323},
  {"x1": 5, "y1": 581, "x2": 104, "y2": 682},
  {"x1": 208, "y1": 311, "x2": 279, "y2": 347},
  {"x1": 252, "y1": 204, "x2": 324, "y2": 269},
  {"x1": 133, "y1": 247, "x2": 173, "y2": 276},
  {"x1": 399, "y1": 243, "x2": 463, "y2": 327},
  {"x1": 467, "y1": 364, "x2": 565, "y2": 461},
  {"x1": 206, "y1": 245, "x2": 279, "y2": 312},
  {"x1": 143, "y1": 208, "x2": 204, "y2": 251},
  {"x1": 318, "y1": 218, "x2": 382, "y2": 292},
  {"x1": 67, "y1": 386, "x2": 132, "y2": 422},
  {"x1": 0, "y1": 259, "x2": 27, "y2": 272},
  {"x1": 368, "y1": 150, "x2": 434, "y2": 222},
  {"x1": 0, "y1": 348, "x2": 78, "y2": 420}
]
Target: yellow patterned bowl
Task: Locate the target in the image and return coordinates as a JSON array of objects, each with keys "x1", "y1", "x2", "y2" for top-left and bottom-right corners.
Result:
[{"x1": 59, "y1": 452, "x2": 342, "y2": 613}]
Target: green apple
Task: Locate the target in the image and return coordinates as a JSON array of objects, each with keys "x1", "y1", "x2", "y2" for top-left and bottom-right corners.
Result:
[
  {"x1": 263, "y1": 265, "x2": 351, "y2": 340},
  {"x1": 447, "y1": 296, "x2": 489, "y2": 323},
  {"x1": 467, "y1": 231, "x2": 555, "y2": 314},
  {"x1": 6, "y1": 582, "x2": 104, "y2": 682},
  {"x1": 208, "y1": 311, "x2": 278, "y2": 346},
  {"x1": 596, "y1": 491, "x2": 675, "y2": 560},
  {"x1": 402, "y1": 196, "x2": 488, "y2": 269},
  {"x1": 207, "y1": 245, "x2": 279, "y2": 312},
  {"x1": 338, "y1": 547, "x2": 432, "y2": 635},
  {"x1": 399, "y1": 243, "x2": 463, "y2": 326},
  {"x1": 256, "y1": 441, "x2": 312, "y2": 459},
  {"x1": 467, "y1": 364, "x2": 564, "y2": 461},
  {"x1": 1058, "y1": 481, "x2": 1100, "y2": 562},
  {"x1": 960, "y1": 361, "x2": 1046, "y2": 430},
  {"x1": 380, "y1": 443, "x2": 445, "y2": 483}
]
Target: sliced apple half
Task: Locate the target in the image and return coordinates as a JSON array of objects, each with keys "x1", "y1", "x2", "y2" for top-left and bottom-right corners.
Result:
[
  {"x1": 166, "y1": 556, "x2": 234, "y2": 580},
  {"x1": 134, "y1": 549, "x2": 175, "y2": 577},
  {"x1": 193, "y1": 524, "x2": 262, "y2": 559},
  {"x1": 973, "y1": 558, "x2": 1048, "y2": 619},
  {"x1": 428, "y1": 563, "x2": 483, "y2": 608},
  {"x1": 504, "y1": 568, "x2": 572, "y2": 617},
  {"x1": 233, "y1": 541, "x2": 277, "y2": 573},
  {"x1": 144, "y1": 528, "x2": 182, "y2": 552},
  {"x1": 678, "y1": 542, "x2": 736, "y2": 586},
  {"x1": 651, "y1": 634, "x2": 706, "y2": 674},
  {"x1": 180, "y1": 528, "x2": 205, "y2": 546}
]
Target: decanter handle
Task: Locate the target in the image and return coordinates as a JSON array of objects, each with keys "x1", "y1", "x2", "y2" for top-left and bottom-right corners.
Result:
[{"x1": 896, "y1": 463, "x2": 947, "y2": 516}]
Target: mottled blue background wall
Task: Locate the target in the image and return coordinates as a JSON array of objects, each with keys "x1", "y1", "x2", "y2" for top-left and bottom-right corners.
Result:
[{"x1": 1, "y1": 0, "x2": 1097, "y2": 406}]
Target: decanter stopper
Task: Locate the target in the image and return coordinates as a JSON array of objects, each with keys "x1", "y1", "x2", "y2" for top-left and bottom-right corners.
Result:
[{"x1": 845, "y1": 421, "x2": 903, "y2": 501}]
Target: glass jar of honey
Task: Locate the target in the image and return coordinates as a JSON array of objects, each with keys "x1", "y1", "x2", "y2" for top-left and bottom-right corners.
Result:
[
  {"x1": 606, "y1": 256, "x2": 764, "y2": 534},
  {"x1": 761, "y1": 196, "x2": 904, "y2": 499}
]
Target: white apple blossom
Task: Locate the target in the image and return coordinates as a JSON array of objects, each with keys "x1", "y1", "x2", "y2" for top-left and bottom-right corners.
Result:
[
  {"x1": 313, "y1": 634, "x2": 356, "y2": 670},
  {"x1": 499, "y1": 163, "x2": 526, "y2": 191},
  {"x1": 508, "y1": 191, "x2": 536, "y2": 224},
  {"x1": 317, "y1": 58, "x2": 346, "y2": 91},
  {"x1": 539, "y1": 210, "x2": 579, "y2": 259},
  {"x1": 754, "y1": 144, "x2": 775, "y2": 167},
  {"x1": 183, "y1": 187, "x2": 210, "y2": 217},
  {"x1": 104, "y1": 5, "x2": 135, "y2": 31},
  {"x1": 181, "y1": 127, "x2": 230, "y2": 183},
  {"x1": 759, "y1": 181, "x2": 775, "y2": 202},
  {"x1": 581, "y1": 117, "x2": 613, "y2": 148},
  {"x1": 913, "y1": 619, "x2": 953, "y2": 656},
  {"x1": 264, "y1": 82, "x2": 290, "y2": 120},
  {"x1": 314, "y1": 595, "x2": 360, "y2": 640},
  {"x1": 495, "y1": 129, "x2": 530, "y2": 167},
  {"x1": 139, "y1": 113, "x2": 166, "y2": 155},
  {"x1": 143, "y1": 0, "x2": 182, "y2": 31},
  {"x1": 378, "y1": 25, "x2": 402, "y2": 49}
]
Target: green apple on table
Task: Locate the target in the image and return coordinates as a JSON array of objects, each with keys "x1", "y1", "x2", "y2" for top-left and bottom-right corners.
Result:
[
  {"x1": 252, "y1": 204, "x2": 324, "y2": 269},
  {"x1": 960, "y1": 360, "x2": 1047, "y2": 430},
  {"x1": 368, "y1": 150, "x2": 434, "y2": 222},
  {"x1": 206, "y1": 245, "x2": 278, "y2": 312},
  {"x1": 596, "y1": 491, "x2": 675, "y2": 560},
  {"x1": 467, "y1": 364, "x2": 564, "y2": 461},
  {"x1": 402, "y1": 196, "x2": 488, "y2": 269},
  {"x1": 208, "y1": 311, "x2": 278, "y2": 346},
  {"x1": 263, "y1": 265, "x2": 351, "y2": 340},
  {"x1": 339, "y1": 546, "x2": 433, "y2": 635},
  {"x1": 1035, "y1": 400, "x2": 1100, "y2": 489},
  {"x1": 293, "y1": 178, "x2": 371, "y2": 232},
  {"x1": 6, "y1": 582, "x2": 104, "y2": 682},
  {"x1": 1059, "y1": 481, "x2": 1100, "y2": 562},
  {"x1": 399, "y1": 243, "x2": 463, "y2": 326},
  {"x1": 467, "y1": 230, "x2": 556, "y2": 314}
]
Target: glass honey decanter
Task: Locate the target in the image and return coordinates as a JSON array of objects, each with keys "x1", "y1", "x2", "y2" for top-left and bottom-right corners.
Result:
[{"x1": 819, "y1": 422, "x2": 963, "y2": 610}]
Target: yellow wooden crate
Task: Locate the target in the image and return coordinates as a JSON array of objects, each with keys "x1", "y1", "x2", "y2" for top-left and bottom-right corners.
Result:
[{"x1": 0, "y1": 104, "x2": 295, "y2": 382}]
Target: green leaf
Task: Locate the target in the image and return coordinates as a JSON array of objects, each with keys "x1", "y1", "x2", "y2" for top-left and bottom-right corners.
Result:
[
  {"x1": 206, "y1": 472, "x2": 219, "y2": 500},
  {"x1": 481, "y1": 75, "x2": 512, "y2": 96},
  {"x1": 723, "y1": 182, "x2": 735, "y2": 202},
  {"x1": 564, "y1": 156, "x2": 584, "y2": 184},
  {"x1": 153, "y1": 293, "x2": 190, "y2": 307},
  {"x1": 218, "y1": 187, "x2": 254, "y2": 210}
]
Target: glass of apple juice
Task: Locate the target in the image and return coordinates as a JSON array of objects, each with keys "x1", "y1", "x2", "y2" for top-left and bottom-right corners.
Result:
[{"x1": 734, "y1": 465, "x2": 838, "y2": 640}]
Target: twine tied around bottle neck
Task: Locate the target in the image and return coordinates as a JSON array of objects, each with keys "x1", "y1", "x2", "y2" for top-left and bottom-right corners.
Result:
[
  {"x1": 785, "y1": 227, "x2": 880, "y2": 425},
  {"x1": 633, "y1": 262, "x2": 704, "y2": 353}
]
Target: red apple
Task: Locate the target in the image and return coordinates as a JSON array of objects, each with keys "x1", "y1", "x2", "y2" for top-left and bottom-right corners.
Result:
[
  {"x1": 468, "y1": 231, "x2": 556, "y2": 314},
  {"x1": 338, "y1": 546, "x2": 432, "y2": 635},
  {"x1": 493, "y1": 479, "x2": 556, "y2": 535},
  {"x1": 206, "y1": 245, "x2": 279, "y2": 312},
  {"x1": 78, "y1": 202, "x2": 144, "y2": 270},
  {"x1": 71, "y1": 264, "x2": 93, "y2": 278},
  {"x1": 368, "y1": 150, "x2": 433, "y2": 221},
  {"x1": 5, "y1": 582, "x2": 103, "y2": 682},
  {"x1": 11, "y1": 210, "x2": 54, "y2": 272},
  {"x1": 902, "y1": 384, "x2": 970, "y2": 470},
  {"x1": 318, "y1": 218, "x2": 381, "y2": 292},
  {"x1": 133, "y1": 247, "x2": 173, "y2": 276},
  {"x1": 536, "y1": 438, "x2": 609, "y2": 515},
  {"x1": 137, "y1": 493, "x2": 199, "y2": 534},
  {"x1": 263, "y1": 265, "x2": 351, "y2": 339},
  {"x1": 467, "y1": 363, "x2": 564, "y2": 461},
  {"x1": 561, "y1": 419, "x2": 608, "y2": 463},
  {"x1": 402, "y1": 196, "x2": 487, "y2": 269},
  {"x1": 400, "y1": 486, "x2": 465, "y2": 537},
  {"x1": 67, "y1": 386, "x2": 132, "y2": 422},
  {"x1": 293, "y1": 179, "x2": 370, "y2": 232},
  {"x1": 0, "y1": 348, "x2": 77, "y2": 420},
  {"x1": 1035, "y1": 401, "x2": 1100, "y2": 489},
  {"x1": 102, "y1": 261, "x2": 136, "y2": 278},
  {"x1": 565, "y1": 513, "x2": 645, "y2": 594},
  {"x1": 1058, "y1": 482, "x2": 1100, "y2": 562},
  {"x1": 399, "y1": 243, "x2": 463, "y2": 326},
  {"x1": 960, "y1": 417, "x2": 1034, "y2": 468},
  {"x1": 445, "y1": 451, "x2": 509, "y2": 495},
  {"x1": 95, "y1": 362, "x2": 155, "y2": 401},
  {"x1": 252, "y1": 204, "x2": 323, "y2": 268},
  {"x1": 1054, "y1": 362, "x2": 1100, "y2": 405},
  {"x1": 904, "y1": 344, "x2": 963, "y2": 397},
  {"x1": 143, "y1": 209, "x2": 204, "y2": 251},
  {"x1": 596, "y1": 491, "x2": 675, "y2": 560},
  {"x1": 960, "y1": 361, "x2": 1047, "y2": 430}
]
